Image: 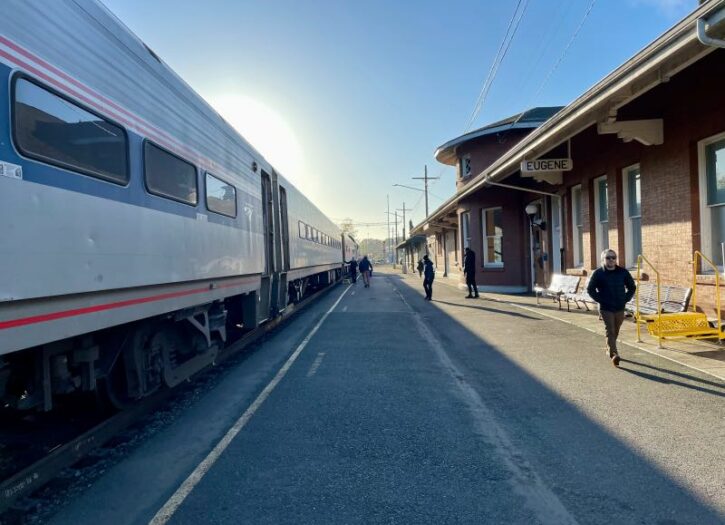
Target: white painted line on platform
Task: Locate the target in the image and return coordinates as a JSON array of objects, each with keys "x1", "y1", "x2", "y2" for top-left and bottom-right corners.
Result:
[
  {"x1": 306, "y1": 352, "x2": 326, "y2": 377},
  {"x1": 392, "y1": 282, "x2": 579, "y2": 525},
  {"x1": 149, "y1": 284, "x2": 352, "y2": 525}
]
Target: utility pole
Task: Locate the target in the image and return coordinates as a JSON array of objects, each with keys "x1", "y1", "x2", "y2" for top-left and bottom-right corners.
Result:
[
  {"x1": 397, "y1": 202, "x2": 410, "y2": 270},
  {"x1": 387, "y1": 194, "x2": 391, "y2": 264},
  {"x1": 412, "y1": 164, "x2": 439, "y2": 217},
  {"x1": 397, "y1": 203, "x2": 409, "y2": 241}
]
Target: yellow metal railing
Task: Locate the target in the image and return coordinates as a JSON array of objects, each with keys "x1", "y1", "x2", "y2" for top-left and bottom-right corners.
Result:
[
  {"x1": 635, "y1": 254, "x2": 662, "y2": 347},
  {"x1": 692, "y1": 251, "x2": 723, "y2": 339}
]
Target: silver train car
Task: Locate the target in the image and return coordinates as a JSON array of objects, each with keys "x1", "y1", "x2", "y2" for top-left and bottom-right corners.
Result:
[{"x1": 0, "y1": 0, "x2": 345, "y2": 410}]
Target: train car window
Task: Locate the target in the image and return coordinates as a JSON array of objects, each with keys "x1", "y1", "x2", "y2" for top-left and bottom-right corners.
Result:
[
  {"x1": 205, "y1": 172, "x2": 236, "y2": 217},
  {"x1": 299, "y1": 221, "x2": 304, "y2": 238},
  {"x1": 13, "y1": 77, "x2": 128, "y2": 184},
  {"x1": 305, "y1": 224, "x2": 311, "y2": 240},
  {"x1": 144, "y1": 141, "x2": 197, "y2": 205}
]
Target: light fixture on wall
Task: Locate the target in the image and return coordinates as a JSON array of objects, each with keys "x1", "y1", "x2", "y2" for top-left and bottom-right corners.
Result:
[{"x1": 525, "y1": 203, "x2": 546, "y2": 230}]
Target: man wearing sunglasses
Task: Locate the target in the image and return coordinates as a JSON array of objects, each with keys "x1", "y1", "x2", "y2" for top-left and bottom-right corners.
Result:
[{"x1": 586, "y1": 249, "x2": 636, "y2": 367}]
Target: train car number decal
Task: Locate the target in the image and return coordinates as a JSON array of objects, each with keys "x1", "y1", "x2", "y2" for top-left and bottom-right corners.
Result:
[{"x1": 0, "y1": 161, "x2": 22, "y2": 180}]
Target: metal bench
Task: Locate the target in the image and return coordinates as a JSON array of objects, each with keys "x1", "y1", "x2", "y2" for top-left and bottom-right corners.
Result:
[
  {"x1": 564, "y1": 276, "x2": 597, "y2": 312},
  {"x1": 534, "y1": 274, "x2": 580, "y2": 310},
  {"x1": 625, "y1": 281, "x2": 692, "y2": 316}
]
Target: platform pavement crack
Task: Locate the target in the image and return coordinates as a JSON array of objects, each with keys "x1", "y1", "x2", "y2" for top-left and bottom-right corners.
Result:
[{"x1": 389, "y1": 277, "x2": 579, "y2": 525}]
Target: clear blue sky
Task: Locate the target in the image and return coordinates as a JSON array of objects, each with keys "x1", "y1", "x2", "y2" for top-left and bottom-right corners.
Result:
[{"x1": 102, "y1": 0, "x2": 695, "y2": 238}]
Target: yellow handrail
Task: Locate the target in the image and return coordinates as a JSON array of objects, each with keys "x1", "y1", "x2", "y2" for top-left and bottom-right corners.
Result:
[
  {"x1": 636, "y1": 254, "x2": 662, "y2": 347},
  {"x1": 692, "y1": 251, "x2": 723, "y2": 339}
]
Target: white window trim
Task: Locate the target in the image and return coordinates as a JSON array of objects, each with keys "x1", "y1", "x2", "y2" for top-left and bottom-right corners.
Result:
[
  {"x1": 698, "y1": 130, "x2": 725, "y2": 272},
  {"x1": 551, "y1": 196, "x2": 563, "y2": 273},
  {"x1": 482, "y1": 207, "x2": 504, "y2": 268},
  {"x1": 622, "y1": 163, "x2": 641, "y2": 268},
  {"x1": 461, "y1": 211, "x2": 471, "y2": 252},
  {"x1": 571, "y1": 185, "x2": 583, "y2": 268},
  {"x1": 593, "y1": 175, "x2": 608, "y2": 257}
]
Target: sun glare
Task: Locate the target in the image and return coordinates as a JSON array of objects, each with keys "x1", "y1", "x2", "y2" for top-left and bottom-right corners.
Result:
[{"x1": 208, "y1": 94, "x2": 307, "y2": 188}]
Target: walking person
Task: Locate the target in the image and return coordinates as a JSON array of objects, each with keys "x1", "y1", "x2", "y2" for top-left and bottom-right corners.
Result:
[
  {"x1": 463, "y1": 247, "x2": 479, "y2": 298},
  {"x1": 359, "y1": 255, "x2": 373, "y2": 288},
  {"x1": 417, "y1": 259, "x2": 424, "y2": 278},
  {"x1": 587, "y1": 249, "x2": 636, "y2": 367},
  {"x1": 422, "y1": 255, "x2": 434, "y2": 300},
  {"x1": 347, "y1": 257, "x2": 358, "y2": 283}
]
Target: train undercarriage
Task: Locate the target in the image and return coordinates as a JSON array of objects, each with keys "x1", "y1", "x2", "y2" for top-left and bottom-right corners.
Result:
[{"x1": 1, "y1": 268, "x2": 341, "y2": 412}]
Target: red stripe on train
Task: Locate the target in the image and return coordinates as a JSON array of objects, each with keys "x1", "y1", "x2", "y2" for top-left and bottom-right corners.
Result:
[{"x1": 0, "y1": 280, "x2": 252, "y2": 330}]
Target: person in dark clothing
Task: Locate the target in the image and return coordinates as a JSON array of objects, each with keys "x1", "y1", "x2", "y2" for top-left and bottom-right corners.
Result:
[
  {"x1": 358, "y1": 256, "x2": 373, "y2": 288},
  {"x1": 463, "y1": 247, "x2": 479, "y2": 298},
  {"x1": 587, "y1": 249, "x2": 636, "y2": 367},
  {"x1": 422, "y1": 255, "x2": 434, "y2": 300},
  {"x1": 347, "y1": 257, "x2": 358, "y2": 283},
  {"x1": 417, "y1": 259, "x2": 424, "y2": 278}
]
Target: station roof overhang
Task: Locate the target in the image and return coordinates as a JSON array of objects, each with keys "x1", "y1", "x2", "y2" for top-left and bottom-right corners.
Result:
[
  {"x1": 434, "y1": 107, "x2": 564, "y2": 166},
  {"x1": 412, "y1": 0, "x2": 724, "y2": 237},
  {"x1": 395, "y1": 234, "x2": 428, "y2": 251}
]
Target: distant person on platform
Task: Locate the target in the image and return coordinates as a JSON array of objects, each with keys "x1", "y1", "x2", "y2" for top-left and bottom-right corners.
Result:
[
  {"x1": 417, "y1": 259, "x2": 424, "y2": 278},
  {"x1": 347, "y1": 257, "x2": 358, "y2": 283},
  {"x1": 359, "y1": 255, "x2": 373, "y2": 288},
  {"x1": 587, "y1": 249, "x2": 636, "y2": 368},
  {"x1": 422, "y1": 255, "x2": 434, "y2": 301},
  {"x1": 463, "y1": 247, "x2": 479, "y2": 299}
]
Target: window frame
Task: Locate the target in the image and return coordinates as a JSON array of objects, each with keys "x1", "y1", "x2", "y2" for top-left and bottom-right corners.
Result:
[
  {"x1": 482, "y1": 206, "x2": 504, "y2": 268},
  {"x1": 698, "y1": 131, "x2": 725, "y2": 271},
  {"x1": 622, "y1": 164, "x2": 642, "y2": 269},
  {"x1": 593, "y1": 175, "x2": 609, "y2": 258},
  {"x1": 143, "y1": 140, "x2": 198, "y2": 206},
  {"x1": 204, "y1": 172, "x2": 237, "y2": 218},
  {"x1": 11, "y1": 73, "x2": 130, "y2": 186},
  {"x1": 571, "y1": 184, "x2": 584, "y2": 268}
]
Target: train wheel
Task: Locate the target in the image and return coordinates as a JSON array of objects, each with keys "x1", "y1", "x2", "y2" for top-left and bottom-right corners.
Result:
[{"x1": 100, "y1": 323, "x2": 167, "y2": 410}]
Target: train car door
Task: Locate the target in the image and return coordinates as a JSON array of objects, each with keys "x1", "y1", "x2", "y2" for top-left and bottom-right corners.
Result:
[
  {"x1": 277, "y1": 183, "x2": 290, "y2": 310},
  {"x1": 259, "y1": 171, "x2": 275, "y2": 321}
]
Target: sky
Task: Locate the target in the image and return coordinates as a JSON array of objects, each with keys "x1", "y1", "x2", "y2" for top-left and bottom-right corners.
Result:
[{"x1": 101, "y1": 0, "x2": 697, "y2": 239}]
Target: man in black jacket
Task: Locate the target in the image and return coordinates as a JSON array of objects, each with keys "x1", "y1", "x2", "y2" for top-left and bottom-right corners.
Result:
[
  {"x1": 346, "y1": 257, "x2": 358, "y2": 283},
  {"x1": 422, "y1": 255, "x2": 434, "y2": 300},
  {"x1": 463, "y1": 247, "x2": 479, "y2": 298},
  {"x1": 587, "y1": 249, "x2": 636, "y2": 367}
]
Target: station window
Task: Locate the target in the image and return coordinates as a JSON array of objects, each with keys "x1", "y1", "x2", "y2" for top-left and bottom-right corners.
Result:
[
  {"x1": 482, "y1": 207, "x2": 503, "y2": 267},
  {"x1": 623, "y1": 165, "x2": 642, "y2": 268},
  {"x1": 13, "y1": 76, "x2": 128, "y2": 184},
  {"x1": 461, "y1": 211, "x2": 471, "y2": 256},
  {"x1": 698, "y1": 133, "x2": 725, "y2": 270},
  {"x1": 144, "y1": 142, "x2": 197, "y2": 205},
  {"x1": 594, "y1": 175, "x2": 609, "y2": 258},
  {"x1": 571, "y1": 185, "x2": 584, "y2": 267},
  {"x1": 205, "y1": 173, "x2": 236, "y2": 217}
]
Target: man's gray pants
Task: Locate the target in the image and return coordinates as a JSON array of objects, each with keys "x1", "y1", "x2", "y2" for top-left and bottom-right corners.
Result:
[{"x1": 601, "y1": 310, "x2": 625, "y2": 355}]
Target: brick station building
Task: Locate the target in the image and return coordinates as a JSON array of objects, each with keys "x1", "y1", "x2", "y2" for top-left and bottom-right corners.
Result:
[{"x1": 411, "y1": 2, "x2": 725, "y2": 316}]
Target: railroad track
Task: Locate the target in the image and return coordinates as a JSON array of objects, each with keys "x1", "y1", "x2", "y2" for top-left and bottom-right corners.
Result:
[{"x1": 0, "y1": 283, "x2": 338, "y2": 518}]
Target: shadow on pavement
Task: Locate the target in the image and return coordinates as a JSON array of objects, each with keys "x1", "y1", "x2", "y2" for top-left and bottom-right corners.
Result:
[
  {"x1": 431, "y1": 299, "x2": 542, "y2": 320},
  {"x1": 385, "y1": 272, "x2": 724, "y2": 523},
  {"x1": 621, "y1": 358, "x2": 725, "y2": 392}
]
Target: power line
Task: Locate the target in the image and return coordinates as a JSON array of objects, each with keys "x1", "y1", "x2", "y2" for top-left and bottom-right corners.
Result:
[
  {"x1": 465, "y1": 0, "x2": 530, "y2": 132},
  {"x1": 499, "y1": 0, "x2": 598, "y2": 141}
]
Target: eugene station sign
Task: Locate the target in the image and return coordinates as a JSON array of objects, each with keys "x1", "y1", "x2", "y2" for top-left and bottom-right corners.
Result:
[{"x1": 520, "y1": 158, "x2": 573, "y2": 173}]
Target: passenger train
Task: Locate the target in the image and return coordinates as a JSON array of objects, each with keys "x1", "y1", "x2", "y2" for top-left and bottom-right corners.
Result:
[{"x1": 0, "y1": 0, "x2": 358, "y2": 411}]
